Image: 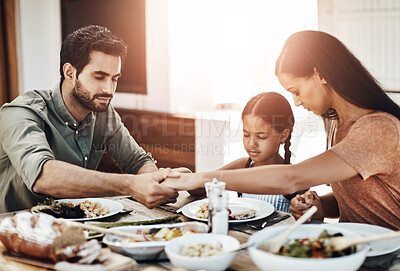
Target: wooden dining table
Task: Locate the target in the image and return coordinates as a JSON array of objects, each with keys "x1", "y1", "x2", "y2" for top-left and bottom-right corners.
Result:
[{"x1": 0, "y1": 192, "x2": 399, "y2": 271}]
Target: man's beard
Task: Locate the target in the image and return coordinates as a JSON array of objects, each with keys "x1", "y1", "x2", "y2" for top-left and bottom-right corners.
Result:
[{"x1": 72, "y1": 80, "x2": 112, "y2": 112}]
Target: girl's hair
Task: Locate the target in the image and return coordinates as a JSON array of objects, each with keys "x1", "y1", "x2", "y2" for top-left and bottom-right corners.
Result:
[
  {"x1": 275, "y1": 30, "x2": 400, "y2": 120},
  {"x1": 242, "y1": 92, "x2": 294, "y2": 164}
]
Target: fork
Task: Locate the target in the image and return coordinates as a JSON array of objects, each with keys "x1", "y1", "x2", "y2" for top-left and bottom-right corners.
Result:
[
  {"x1": 258, "y1": 206, "x2": 317, "y2": 253},
  {"x1": 247, "y1": 214, "x2": 291, "y2": 230}
]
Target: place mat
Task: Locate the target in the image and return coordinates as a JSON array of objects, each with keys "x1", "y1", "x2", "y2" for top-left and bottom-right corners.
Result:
[{"x1": 97, "y1": 197, "x2": 175, "y2": 223}]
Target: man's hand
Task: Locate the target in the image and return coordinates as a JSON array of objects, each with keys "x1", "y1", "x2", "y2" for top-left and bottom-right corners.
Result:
[
  {"x1": 290, "y1": 190, "x2": 325, "y2": 222},
  {"x1": 129, "y1": 168, "x2": 180, "y2": 208}
]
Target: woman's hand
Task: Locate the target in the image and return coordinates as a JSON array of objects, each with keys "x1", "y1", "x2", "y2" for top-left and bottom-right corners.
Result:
[{"x1": 289, "y1": 190, "x2": 325, "y2": 222}]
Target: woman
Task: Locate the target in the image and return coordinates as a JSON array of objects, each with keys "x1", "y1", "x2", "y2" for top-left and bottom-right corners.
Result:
[{"x1": 163, "y1": 31, "x2": 400, "y2": 230}]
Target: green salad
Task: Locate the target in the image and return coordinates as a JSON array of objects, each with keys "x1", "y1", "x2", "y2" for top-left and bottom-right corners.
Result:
[{"x1": 277, "y1": 230, "x2": 356, "y2": 258}]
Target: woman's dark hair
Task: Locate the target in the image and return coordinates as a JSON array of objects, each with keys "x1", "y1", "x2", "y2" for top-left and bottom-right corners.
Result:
[
  {"x1": 59, "y1": 25, "x2": 128, "y2": 83},
  {"x1": 242, "y1": 92, "x2": 294, "y2": 164},
  {"x1": 275, "y1": 30, "x2": 400, "y2": 120}
]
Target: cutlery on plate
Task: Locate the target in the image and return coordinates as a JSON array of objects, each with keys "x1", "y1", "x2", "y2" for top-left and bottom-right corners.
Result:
[
  {"x1": 258, "y1": 206, "x2": 317, "y2": 253},
  {"x1": 330, "y1": 230, "x2": 400, "y2": 251}
]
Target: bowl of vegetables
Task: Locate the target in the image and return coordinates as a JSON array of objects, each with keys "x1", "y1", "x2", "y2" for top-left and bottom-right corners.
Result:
[
  {"x1": 248, "y1": 224, "x2": 369, "y2": 271},
  {"x1": 102, "y1": 222, "x2": 208, "y2": 260}
]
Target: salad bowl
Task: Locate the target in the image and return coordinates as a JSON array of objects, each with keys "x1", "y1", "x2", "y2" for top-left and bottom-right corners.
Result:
[{"x1": 248, "y1": 224, "x2": 369, "y2": 271}]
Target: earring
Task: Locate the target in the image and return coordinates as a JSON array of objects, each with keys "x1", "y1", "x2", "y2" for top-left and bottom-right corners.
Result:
[{"x1": 322, "y1": 81, "x2": 327, "y2": 85}]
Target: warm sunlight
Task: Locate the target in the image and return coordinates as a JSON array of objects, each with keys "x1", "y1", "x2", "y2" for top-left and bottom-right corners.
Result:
[
  {"x1": 167, "y1": 0, "x2": 318, "y2": 112},
  {"x1": 166, "y1": 0, "x2": 322, "y2": 168}
]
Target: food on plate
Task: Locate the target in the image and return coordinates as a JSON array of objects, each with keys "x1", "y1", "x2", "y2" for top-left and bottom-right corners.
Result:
[
  {"x1": 194, "y1": 202, "x2": 256, "y2": 220},
  {"x1": 32, "y1": 198, "x2": 85, "y2": 218},
  {"x1": 78, "y1": 199, "x2": 111, "y2": 218},
  {"x1": 31, "y1": 198, "x2": 110, "y2": 219},
  {"x1": 180, "y1": 242, "x2": 223, "y2": 257},
  {"x1": 0, "y1": 212, "x2": 107, "y2": 263},
  {"x1": 121, "y1": 226, "x2": 197, "y2": 243},
  {"x1": 195, "y1": 202, "x2": 210, "y2": 219},
  {"x1": 229, "y1": 209, "x2": 257, "y2": 220},
  {"x1": 274, "y1": 230, "x2": 356, "y2": 258}
]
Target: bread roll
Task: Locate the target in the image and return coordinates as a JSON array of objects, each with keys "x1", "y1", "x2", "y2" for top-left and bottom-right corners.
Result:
[{"x1": 0, "y1": 212, "x2": 86, "y2": 260}]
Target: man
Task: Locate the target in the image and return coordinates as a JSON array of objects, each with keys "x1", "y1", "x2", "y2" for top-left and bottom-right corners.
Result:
[{"x1": 0, "y1": 25, "x2": 178, "y2": 213}]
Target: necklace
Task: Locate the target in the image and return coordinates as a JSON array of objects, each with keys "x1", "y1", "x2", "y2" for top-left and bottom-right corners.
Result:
[{"x1": 337, "y1": 108, "x2": 363, "y2": 131}]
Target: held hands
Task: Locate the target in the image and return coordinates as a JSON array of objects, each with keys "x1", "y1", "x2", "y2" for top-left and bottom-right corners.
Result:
[
  {"x1": 289, "y1": 190, "x2": 325, "y2": 222},
  {"x1": 129, "y1": 168, "x2": 180, "y2": 209}
]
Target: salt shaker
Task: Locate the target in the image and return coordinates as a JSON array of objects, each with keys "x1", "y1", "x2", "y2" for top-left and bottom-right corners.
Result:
[
  {"x1": 205, "y1": 178, "x2": 229, "y2": 235},
  {"x1": 209, "y1": 190, "x2": 229, "y2": 235}
]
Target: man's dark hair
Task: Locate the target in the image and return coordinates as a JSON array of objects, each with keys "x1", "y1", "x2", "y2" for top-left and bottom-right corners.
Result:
[{"x1": 59, "y1": 25, "x2": 128, "y2": 82}]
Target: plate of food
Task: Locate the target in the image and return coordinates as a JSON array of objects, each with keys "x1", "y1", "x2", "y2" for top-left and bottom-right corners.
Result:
[
  {"x1": 182, "y1": 198, "x2": 274, "y2": 223},
  {"x1": 324, "y1": 223, "x2": 400, "y2": 257},
  {"x1": 102, "y1": 222, "x2": 209, "y2": 260},
  {"x1": 31, "y1": 198, "x2": 124, "y2": 221}
]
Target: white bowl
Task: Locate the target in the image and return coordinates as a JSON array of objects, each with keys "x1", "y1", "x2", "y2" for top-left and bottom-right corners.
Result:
[
  {"x1": 102, "y1": 222, "x2": 208, "y2": 260},
  {"x1": 164, "y1": 233, "x2": 240, "y2": 271},
  {"x1": 248, "y1": 224, "x2": 369, "y2": 271}
]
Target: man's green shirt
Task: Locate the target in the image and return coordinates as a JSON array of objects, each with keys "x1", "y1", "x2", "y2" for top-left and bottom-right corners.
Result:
[{"x1": 0, "y1": 84, "x2": 153, "y2": 213}]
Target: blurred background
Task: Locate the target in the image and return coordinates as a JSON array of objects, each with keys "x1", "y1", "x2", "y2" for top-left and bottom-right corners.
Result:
[{"x1": 1, "y1": 0, "x2": 399, "y2": 175}]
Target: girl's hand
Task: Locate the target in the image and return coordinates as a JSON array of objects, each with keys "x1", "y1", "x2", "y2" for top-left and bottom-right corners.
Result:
[
  {"x1": 162, "y1": 172, "x2": 203, "y2": 191},
  {"x1": 171, "y1": 167, "x2": 193, "y2": 174},
  {"x1": 289, "y1": 190, "x2": 324, "y2": 222}
]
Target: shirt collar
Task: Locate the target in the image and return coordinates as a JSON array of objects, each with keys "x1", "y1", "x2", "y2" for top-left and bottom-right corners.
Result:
[{"x1": 51, "y1": 82, "x2": 95, "y2": 129}]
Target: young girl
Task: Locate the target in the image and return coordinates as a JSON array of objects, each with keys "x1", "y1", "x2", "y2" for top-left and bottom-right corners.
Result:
[{"x1": 219, "y1": 92, "x2": 297, "y2": 212}]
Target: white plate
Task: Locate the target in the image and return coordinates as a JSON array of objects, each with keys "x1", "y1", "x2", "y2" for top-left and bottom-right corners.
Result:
[
  {"x1": 182, "y1": 198, "x2": 274, "y2": 224},
  {"x1": 103, "y1": 222, "x2": 209, "y2": 260},
  {"x1": 324, "y1": 223, "x2": 400, "y2": 257},
  {"x1": 55, "y1": 198, "x2": 124, "y2": 221}
]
